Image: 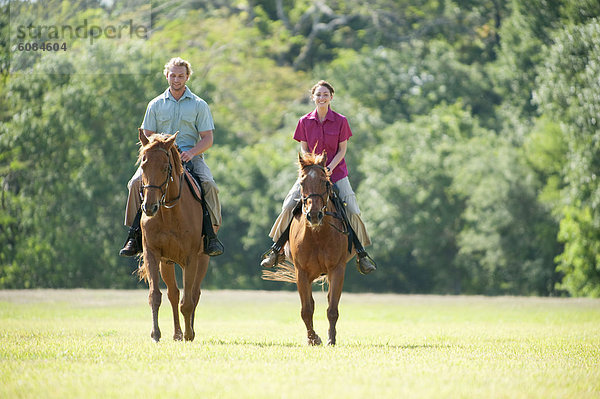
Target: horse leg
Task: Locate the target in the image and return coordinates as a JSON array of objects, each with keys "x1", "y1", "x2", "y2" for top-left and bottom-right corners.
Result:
[
  {"x1": 326, "y1": 265, "x2": 346, "y2": 346},
  {"x1": 180, "y1": 261, "x2": 199, "y2": 342},
  {"x1": 159, "y1": 260, "x2": 182, "y2": 341},
  {"x1": 145, "y1": 251, "x2": 162, "y2": 342},
  {"x1": 297, "y1": 269, "x2": 321, "y2": 346},
  {"x1": 190, "y1": 254, "x2": 209, "y2": 332}
]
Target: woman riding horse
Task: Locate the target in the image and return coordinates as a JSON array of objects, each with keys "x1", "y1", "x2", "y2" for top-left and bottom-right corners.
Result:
[
  {"x1": 261, "y1": 80, "x2": 377, "y2": 275},
  {"x1": 264, "y1": 151, "x2": 355, "y2": 345}
]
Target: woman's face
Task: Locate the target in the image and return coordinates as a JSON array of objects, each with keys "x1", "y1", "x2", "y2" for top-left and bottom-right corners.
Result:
[{"x1": 312, "y1": 85, "x2": 332, "y2": 108}]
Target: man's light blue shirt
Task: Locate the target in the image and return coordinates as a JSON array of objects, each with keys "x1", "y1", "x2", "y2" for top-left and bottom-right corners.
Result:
[{"x1": 141, "y1": 87, "x2": 215, "y2": 153}]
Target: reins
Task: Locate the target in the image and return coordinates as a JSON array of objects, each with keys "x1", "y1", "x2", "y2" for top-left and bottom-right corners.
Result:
[{"x1": 141, "y1": 147, "x2": 183, "y2": 209}]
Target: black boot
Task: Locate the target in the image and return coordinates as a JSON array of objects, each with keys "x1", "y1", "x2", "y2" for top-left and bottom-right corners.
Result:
[
  {"x1": 356, "y1": 249, "x2": 377, "y2": 275},
  {"x1": 330, "y1": 185, "x2": 376, "y2": 275},
  {"x1": 260, "y1": 223, "x2": 291, "y2": 268},
  {"x1": 202, "y1": 206, "x2": 224, "y2": 256},
  {"x1": 119, "y1": 209, "x2": 142, "y2": 257},
  {"x1": 204, "y1": 233, "x2": 224, "y2": 256},
  {"x1": 186, "y1": 165, "x2": 224, "y2": 257},
  {"x1": 260, "y1": 248, "x2": 282, "y2": 268}
]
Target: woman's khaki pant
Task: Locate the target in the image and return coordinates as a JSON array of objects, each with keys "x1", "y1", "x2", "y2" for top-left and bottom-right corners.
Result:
[{"x1": 268, "y1": 176, "x2": 370, "y2": 247}]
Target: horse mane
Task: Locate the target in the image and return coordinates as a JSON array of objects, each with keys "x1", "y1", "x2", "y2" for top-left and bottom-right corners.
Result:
[
  {"x1": 137, "y1": 133, "x2": 183, "y2": 176},
  {"x1": 298, "y1": 151, "x2": 328, "y2": 178}
]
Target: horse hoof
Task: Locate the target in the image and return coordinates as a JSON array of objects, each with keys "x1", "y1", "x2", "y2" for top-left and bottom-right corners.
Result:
[
  {"x1": 307, "y1": 335, "x2": 322, "y2": 346},
  {"x1": 327, "y1": 339, "x2": 336, "y2": 346},
  {"x1": 151, "y1": 330, "x2": 161, "y2": 342},
  {"x1": 173, "y1": 332, "x2": 183, "y2": 341},
  {"x1": 184, "y1": 332, "x2": 195, "y2": 342}
]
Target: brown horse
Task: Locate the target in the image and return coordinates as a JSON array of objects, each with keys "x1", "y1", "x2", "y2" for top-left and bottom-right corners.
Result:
[
  {"x1": 263, "y1": 152, "x2": 352, "y2": 346},
  {"x1": 137, "y1": 128, "x2": 209, "y2": 342}
]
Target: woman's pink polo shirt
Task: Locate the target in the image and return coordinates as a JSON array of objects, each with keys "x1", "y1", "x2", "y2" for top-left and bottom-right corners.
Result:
[{"x1": 293, "y1": 108, "x2": 352, "y2": 184}]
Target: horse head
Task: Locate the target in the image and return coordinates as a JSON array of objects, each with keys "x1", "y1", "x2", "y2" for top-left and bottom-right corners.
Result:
[
  {"x1": 298, "y1": 151, "x2": 331, "y2": 227},
  {"x1": 138, "y1": 129, "x2": 182, "y2": 217}
]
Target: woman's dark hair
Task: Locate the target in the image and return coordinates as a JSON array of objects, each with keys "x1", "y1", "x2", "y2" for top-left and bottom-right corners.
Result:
[{"x1": 311, "y1": 80, "x2": 335, "y2": 96}]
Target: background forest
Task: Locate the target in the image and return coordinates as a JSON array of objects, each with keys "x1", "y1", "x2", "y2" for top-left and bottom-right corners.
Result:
[{"x1": 1, "y1": 0, "x2": 599, "y2": 296}]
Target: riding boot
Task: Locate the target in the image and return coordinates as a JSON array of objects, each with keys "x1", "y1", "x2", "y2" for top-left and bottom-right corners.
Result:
[
  {"x1": 202, "y1": 206, "x2": 224, "y2": 256},
  {"x1": 260, "y1": 224, "x2": 291, "y2": 268},
  {"x1": 184, "y1": 163, "x2": 224, "y2": 257},
  {"x1": 356, "y1": 248, "x2": 377, "y2": 275},
  {"x1": 119, "y1": 209, "x2": 142, "y2": 257},
  {"x1": 350, "y1": 228, "x2": 376, "y2": 275},
  {"x1": 331, "y1": 185, "x2": 376, "y2": 275}
]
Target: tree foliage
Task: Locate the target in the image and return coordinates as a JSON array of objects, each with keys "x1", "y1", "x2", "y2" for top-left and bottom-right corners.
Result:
[
  {"x1": 534, "y1": 19, "x2": 600, "y2": 296},
  {"x1": 1, "y1": 0, "x2": 599, "y2": 296}
]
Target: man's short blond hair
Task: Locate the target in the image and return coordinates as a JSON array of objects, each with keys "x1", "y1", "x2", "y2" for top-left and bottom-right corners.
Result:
[{"x1": 163, "y1": 57, "x2": 193, "y2": 77}]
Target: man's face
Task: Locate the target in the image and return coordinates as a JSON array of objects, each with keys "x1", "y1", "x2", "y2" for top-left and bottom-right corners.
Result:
[{"x1": 166, "y1": 66, "x2": 189, "y2": 92}]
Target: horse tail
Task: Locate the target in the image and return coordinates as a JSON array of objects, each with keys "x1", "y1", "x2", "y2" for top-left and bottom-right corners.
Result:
[
  {"x1": 261, "y1": 260, "x2": 327, "y2": 286},
  {"x1": 135, "y1": 256, "x2": 148, "y2": 282},
  {"x1": 262, "y1": 260, "x2": 296, "y2": 283}
]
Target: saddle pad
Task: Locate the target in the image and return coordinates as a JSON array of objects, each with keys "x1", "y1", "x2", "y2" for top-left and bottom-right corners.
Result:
[{"x1": 184, "y1": 169, "x2": 203, "y2": 203}]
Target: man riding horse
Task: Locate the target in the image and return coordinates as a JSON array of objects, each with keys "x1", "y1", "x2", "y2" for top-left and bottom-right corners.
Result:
[{"x1": 120, "y1": 57, "x2": 224, "y2": 258}]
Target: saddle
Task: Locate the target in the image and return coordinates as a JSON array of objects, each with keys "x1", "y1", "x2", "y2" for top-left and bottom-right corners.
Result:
[{"x1": 183, "y1": 168, "x2": 203, "y2": 203}]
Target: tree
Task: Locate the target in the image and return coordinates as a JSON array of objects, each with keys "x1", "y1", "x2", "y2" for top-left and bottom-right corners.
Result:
[
  {"x1": 0, "y1": 42, "x2": 159, "y2": 288},
  {"x1": 534, "y1": 19, "x2": 600, "y2": 296},
  {"x1": 351, "y1": 103, "x2": 559, "y2": 294}
]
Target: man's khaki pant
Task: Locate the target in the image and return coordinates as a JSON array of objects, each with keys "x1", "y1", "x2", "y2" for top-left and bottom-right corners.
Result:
[{"x1": 124, "y1": 156, "x2": 221, "y2": 228}]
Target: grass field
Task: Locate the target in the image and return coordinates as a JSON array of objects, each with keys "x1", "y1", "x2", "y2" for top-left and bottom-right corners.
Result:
[{"x1": 0, "y1": 289, "x2": 599, "y2": 399}]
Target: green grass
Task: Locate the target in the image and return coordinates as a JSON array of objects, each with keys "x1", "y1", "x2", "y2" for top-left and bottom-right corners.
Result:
[{"x1": 0, "y1": 290, "x2": 599, "y2": 398}]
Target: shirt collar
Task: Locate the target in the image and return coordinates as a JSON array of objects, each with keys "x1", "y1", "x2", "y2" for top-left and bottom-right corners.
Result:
[
  {"x1": 164, "y1": 86, "x2": 192, "y2": 102},
  {"x1": 308, "y1": 107, "x2": 335, "y2": 122}
]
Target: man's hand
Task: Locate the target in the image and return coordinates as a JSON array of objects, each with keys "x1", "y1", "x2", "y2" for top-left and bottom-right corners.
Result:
[{"x1": 181, "y1": 150, "x2": 195, "y2": 163}]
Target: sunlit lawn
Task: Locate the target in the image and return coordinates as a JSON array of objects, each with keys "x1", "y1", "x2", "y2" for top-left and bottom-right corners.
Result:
[{"x1": 0, "y1": 289, "x2": 599, "y2": 398}]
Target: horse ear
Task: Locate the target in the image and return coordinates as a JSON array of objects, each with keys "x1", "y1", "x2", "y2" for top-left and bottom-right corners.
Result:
[
  {"x1": 298, "y1": 152, "x2": 305, "y2": 167},
  {"x1": 139, "y1": 128, "x2": 149, "y2": 146},
  {"x1": 319, "y1": 151, "x2": 327, "y2": 167},
  {"x1": 166, "y1": 131, "x2": 179, "y2": 147}
]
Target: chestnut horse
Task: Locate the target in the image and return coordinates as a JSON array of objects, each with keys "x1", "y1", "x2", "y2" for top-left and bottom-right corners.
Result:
[
  {"x1": 263, "y1": 152, "x2": 352, "y2": 346},
  {"x1": 137, "y1": 129, "x2": 209, "y2": 342}
]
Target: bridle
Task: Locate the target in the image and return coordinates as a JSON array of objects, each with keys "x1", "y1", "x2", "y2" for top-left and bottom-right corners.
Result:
[
  {"x1": 299, "y1": 163, "x2": 349, "y2": 235},
  {"x1": 301, "y1": 164, "x2": 331, "y2": 217},
  {"x1": 140, "y1": 147, "x2": 183, "y2": 209}
]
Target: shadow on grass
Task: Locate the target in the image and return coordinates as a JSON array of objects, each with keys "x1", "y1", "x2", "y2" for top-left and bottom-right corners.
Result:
[
  {"x1": 201, "y1": 337, "x2": 452, "y2": 350},
  {"x1": 203, "y1": 337, "x2": 302, "y2": 348}
]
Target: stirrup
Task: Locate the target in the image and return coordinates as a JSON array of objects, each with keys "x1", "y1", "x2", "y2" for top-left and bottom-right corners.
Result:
[
  {"x1": 261, "y1": 248, "x2": 282, "y2": 268},
  {"x1": 204, "y1": 235, "x2": 224, "y2": 256},
  {"x1": 356, "y1": 252, "x2": 377, "y2": 275}
]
